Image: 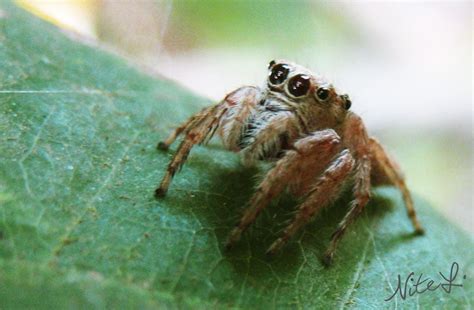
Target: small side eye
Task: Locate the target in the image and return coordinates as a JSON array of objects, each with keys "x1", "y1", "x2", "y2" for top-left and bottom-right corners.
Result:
[
  {"x1": 269, "y1": 64, "x2": 290, "y2": 85},
  {"x1": 288, "y1": 74, "x2": 311, "y2": 97},
  {"x1": 315, "y1": 87, "x2": 330, "y2": 102},
  {"x1": 268, "y1": 60, "x2": 276, "y2": 69},
  {"x1": 341, "y1": 94, "x2": 352, "y2": 110}
]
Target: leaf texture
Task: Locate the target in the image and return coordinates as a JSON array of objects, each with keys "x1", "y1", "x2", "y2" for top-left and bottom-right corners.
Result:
[{"x1": 0, "y1": 3, "x2": 472, "y2": 309}]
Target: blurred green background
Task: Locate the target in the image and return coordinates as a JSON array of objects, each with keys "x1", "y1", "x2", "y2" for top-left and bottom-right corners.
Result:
[{"x1": 20, "y1": 0, "x2": 472, "y2": 233}]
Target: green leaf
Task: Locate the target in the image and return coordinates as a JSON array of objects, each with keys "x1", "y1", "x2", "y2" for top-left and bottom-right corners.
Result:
[{"x1": 0, "y1": 3, "x2": 472, "y2": 309}]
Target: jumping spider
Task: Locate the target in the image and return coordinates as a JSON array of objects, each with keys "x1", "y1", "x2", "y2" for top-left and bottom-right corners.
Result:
[{"x1": 155, "y1": 60, "x2": 424, "y2": 266}]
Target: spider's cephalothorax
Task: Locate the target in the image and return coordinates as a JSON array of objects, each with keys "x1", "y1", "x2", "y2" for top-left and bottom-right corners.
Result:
[
  {"x1": 155, "y1": 60, "x2": 424, "y2": 266},
  {"x1": 221, "y1": 61, "x2": 352, "y2": 165}
]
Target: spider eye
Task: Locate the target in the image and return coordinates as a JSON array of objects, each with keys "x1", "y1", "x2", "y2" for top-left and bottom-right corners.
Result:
[
  {"x1": 268, "y1": 60, "x2": 276, "y2": 69},
  {"x1": 269, "y1": 64, "x2": 290, "y2": 85},
  {"x1": 315, "y1": 87, "x2": 330, "y2": 101},
  {"x1": 287, "y1": 74, "x2": 311, "y2": 97},
  {"x1": 345, "y1": 100, "x2": 352, "y2": 110},
  {"x1": 341, "y1": 94, "x2": 352, "y2": 110}
]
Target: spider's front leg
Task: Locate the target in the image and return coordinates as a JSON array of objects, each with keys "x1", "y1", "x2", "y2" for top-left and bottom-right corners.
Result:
[
  {"x1": 226, "y1": 129, "x2": 344, "y2": 249},
  {"x1": 155, "y1": 86, "x2": 260, "y2": 198},
  {"x1": 322, "y1": 113, "x2": 372, "y2": 266},
  {"x1": 266, "y1": 148, "x2": 355, "y2": 256}
]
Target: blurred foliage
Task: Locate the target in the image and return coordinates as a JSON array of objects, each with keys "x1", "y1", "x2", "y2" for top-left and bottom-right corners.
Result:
[{"x1": 164, "y1": 0, "x2": 353, "y2": 52}]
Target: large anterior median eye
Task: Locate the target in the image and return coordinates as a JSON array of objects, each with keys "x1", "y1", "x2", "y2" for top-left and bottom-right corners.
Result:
[
  {"x1": 287, "y1": 74, "x2": 311, "y2": 97},
  {"x1": 268, "y1": 64, "x2": 290, "y2": 85}
]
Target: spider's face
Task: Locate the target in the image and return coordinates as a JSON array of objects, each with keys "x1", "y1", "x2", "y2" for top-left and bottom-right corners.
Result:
[{"x1": 264, "y1": 60, "x2": 352, "y2": 120}]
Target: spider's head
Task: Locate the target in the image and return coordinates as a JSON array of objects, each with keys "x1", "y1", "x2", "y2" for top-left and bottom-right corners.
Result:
[{"x1": 264, "y1": 60, "x2": 352, "y2": 124}]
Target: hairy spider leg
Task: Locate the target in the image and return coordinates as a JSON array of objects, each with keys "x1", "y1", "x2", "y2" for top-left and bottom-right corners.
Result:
[
  {"x1": 157, "y1": 114, "x2": 198, "y2": 151},
  {"x1": 267, "y1": 149, "x2": 355, "y2": 256},
  {"x1": 320, "y1": 114, "x2": 372, "y2": 266},
  {"x1": 155, "y1": 104, "x2": 227, "y2": 197},
  {"x1": 322, "y1": 155, "x2": 371, "y2": 266},
  {"x1": 369, "y1": 137, "x2": 424, "y2": 234},
  {"x1": 156, "y1": 86, "x2": 260, "y2": 198},
  {"x1": 226, "y1": 129, "x2": 342, "y2": 249}
]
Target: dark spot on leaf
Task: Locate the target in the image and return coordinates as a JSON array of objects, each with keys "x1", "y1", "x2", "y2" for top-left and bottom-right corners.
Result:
[{"x1": 62, "y1": 237, "x2": 78, "y2": 246}]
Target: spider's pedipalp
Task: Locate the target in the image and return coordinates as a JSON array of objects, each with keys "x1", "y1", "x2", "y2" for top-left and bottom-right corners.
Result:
[
  {"x1": 240, "y1": 113, "x2": 298, "y2": 165},
  {"x1": 226, "y1": 129, "x2": 342, "y2": 249},
  {"x1": 218, "y1": 86, "x2": 261, "y2": 151}
]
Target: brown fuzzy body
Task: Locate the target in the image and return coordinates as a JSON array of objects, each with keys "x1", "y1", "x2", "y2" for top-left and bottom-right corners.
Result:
[{"x1": 155, "y1": 60, "x2": 424, "y2": 265}]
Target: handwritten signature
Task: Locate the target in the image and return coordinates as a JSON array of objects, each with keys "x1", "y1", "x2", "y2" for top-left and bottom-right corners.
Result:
[{"x1": 385, "y1": 262, "x2": 466, "y2": 301}]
